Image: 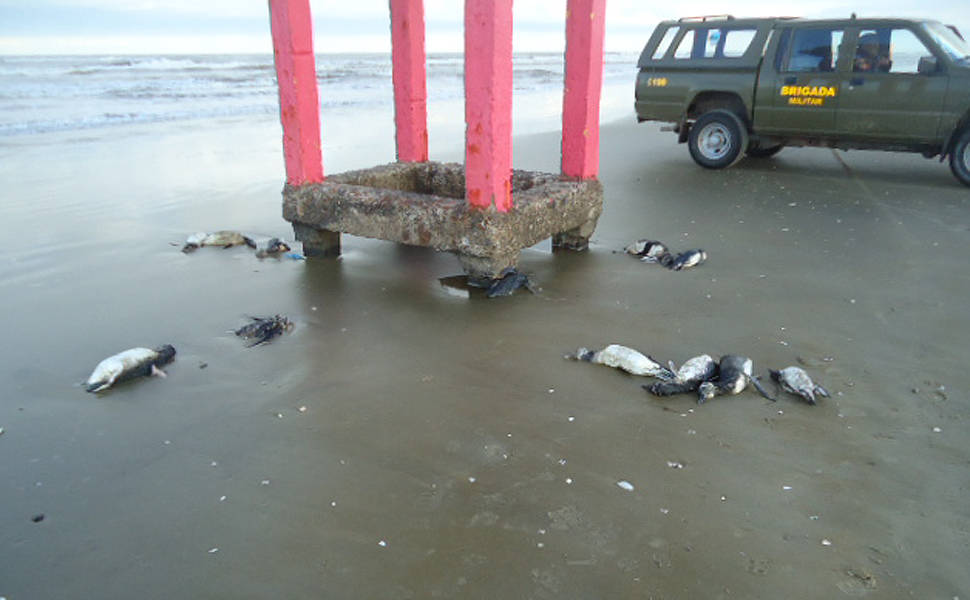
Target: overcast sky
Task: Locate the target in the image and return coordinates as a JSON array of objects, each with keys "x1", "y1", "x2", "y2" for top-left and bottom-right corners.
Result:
[{"x1": 1, "y1": 0, "x2": 969, "y2": 55}]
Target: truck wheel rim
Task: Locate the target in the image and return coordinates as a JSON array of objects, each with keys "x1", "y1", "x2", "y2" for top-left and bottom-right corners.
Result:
[
  {"x1": 963, "y1": 144, "x2": 970, "y2": 173},
  {"x1": 697, "y1": 123, "x2": 732, "y2": 160}
]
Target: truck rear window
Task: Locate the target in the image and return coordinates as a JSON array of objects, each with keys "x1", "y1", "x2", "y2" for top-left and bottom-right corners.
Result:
[
  {"x1": 652, "y1": 26, "x2": 680, "y2": 59},
  {"x1": 672, "y1": 27, "x2": 758, "y2": 59},
  {"x1": 785, "y1": 28, "x2": 844, "y2": 72},
  {"x1": 722, "y1": 29, "x2": 757, "y2": 57}
]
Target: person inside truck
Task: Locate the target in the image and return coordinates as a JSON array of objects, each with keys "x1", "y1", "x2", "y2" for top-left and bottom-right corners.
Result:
[{"x1": 853, "y1": 33, "x2": 892, "y2": 72}]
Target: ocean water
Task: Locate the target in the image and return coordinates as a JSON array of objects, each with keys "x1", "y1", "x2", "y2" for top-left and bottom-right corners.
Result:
[{"x1": 0, "y1": 52, "x2": 637, "y2": 144}]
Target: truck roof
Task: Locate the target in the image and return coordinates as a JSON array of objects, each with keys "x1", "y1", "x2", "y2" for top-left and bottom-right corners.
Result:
[
  {"x1": 656, "y1": 15, "x2": 943, "y2": 27},
  {"x1": 639, "y1": 16, "x2": 949, "y2": 69}
]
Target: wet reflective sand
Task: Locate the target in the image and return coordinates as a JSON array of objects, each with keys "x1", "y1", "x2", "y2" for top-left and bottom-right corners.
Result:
[{"x1": 1, "y1": 120, "x2": 968, "y2": 598}]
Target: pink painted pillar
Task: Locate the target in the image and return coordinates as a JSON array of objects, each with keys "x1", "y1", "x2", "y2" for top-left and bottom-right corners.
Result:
[
  {"x1": 269, "y1": 0, "x2": 324, "y2": 185},
  {"x1": 390, "y1": 0, "x2": 429, "y2": 163},
  {"x1": 464, "y1": 0, "x2": 514, "y2": 212},
  {"x1": 561, "y1": 0, "x2": 606, "y2": 179}
]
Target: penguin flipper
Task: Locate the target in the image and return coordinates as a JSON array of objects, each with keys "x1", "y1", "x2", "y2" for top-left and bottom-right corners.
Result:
[
  {"x1": 86, "y1": 380, "x2": 109, "y2": 393},
  {"x1": 815, "y1": 384, "x2": 830, "y2": 398},
  {"x1": 645, "y1": 381, "x2": 697, "y2": 397},
  {"x1": 750, "y1": 376, "x2": 776, "y2": 401}
]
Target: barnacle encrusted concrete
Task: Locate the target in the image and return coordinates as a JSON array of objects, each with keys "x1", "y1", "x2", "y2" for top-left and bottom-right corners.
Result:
[{"x1": 282, "y1": 161, "x2": 602, "y2": 280}]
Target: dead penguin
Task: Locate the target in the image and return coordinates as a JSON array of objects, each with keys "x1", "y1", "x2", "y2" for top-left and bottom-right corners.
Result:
[
  {"x1": 625, "y1": 239, "x2": 672, "y2": 265},
  {"x1": 182, "y1": 231, "x2": 255, "y2": 252},
  {"x1": 486, "y1": 268, "x2": 537, "y2": 298},
  {"x1": 234, "y1": 315, "x2": 292, "y2": 346},
  {"x1": 567, "y1": 344, "x2": 673, "y2": 378},
  {"x1": 85, "y1": 345, "x2": 176, "y2": 393},
  {"x1": 644, "y1": 354, "x2": 717, "y2": 396},
  {"x1": 668, "y1": 249, "x2": 707, "y2": 271},
  {"x1": 253, "y1": 237, "x2": 291, "y2": 258},
  {"x1": 770, "y1": 366, "x2": 829, "y2": 404},
  {"x1": 697, "y1": 354, "x2": 772, "y2": 403}
]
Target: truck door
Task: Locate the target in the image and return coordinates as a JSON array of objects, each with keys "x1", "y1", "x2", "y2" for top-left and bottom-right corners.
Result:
[
  {"x1": 836, "y1": 26, "x2": 947, "y2": 142},
  {"x1": 756, "y1": 26, "x2": 844, "y2": 134}
]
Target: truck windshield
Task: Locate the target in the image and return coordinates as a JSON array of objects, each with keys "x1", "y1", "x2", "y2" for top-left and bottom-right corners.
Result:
[{"x1": 923, "y1": 22, "x2": 970, "y2": 63}]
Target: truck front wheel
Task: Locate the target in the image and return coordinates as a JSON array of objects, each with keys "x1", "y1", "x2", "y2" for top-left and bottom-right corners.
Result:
[
  {"x1": 950, "y1": 129, "x2": 970, "y2": 187},
  {"x1": 688, "y1": 110, "x2": 749, "y2": 169}
]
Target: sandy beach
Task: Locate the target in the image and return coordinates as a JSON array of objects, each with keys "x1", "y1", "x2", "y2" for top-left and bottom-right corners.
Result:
[{"x1": 1, "y1": 108, "x2": 968, "y2": 599}]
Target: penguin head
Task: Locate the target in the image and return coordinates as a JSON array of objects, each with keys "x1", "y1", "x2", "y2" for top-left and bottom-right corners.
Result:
[
  {"x1": 697, "y1": 381, "x2": 716, "y2": 403},
  {"x1": 265, "y1": 238, "x2": 290, "y2": 253},
  {"x1": 154, "y1": 344, "x2": 177, "y2": 365}
]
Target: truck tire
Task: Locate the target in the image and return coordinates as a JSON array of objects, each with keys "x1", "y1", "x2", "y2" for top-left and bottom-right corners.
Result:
[
  {"x1": 950, "y1": 129, "x2": 970, "y2": 187},
  {"x1": 688, "y1": 110, "x2": 749, "y2": 169},
  {"x1": 746, "y1": 143, "x2": 784, "y2": 158}
]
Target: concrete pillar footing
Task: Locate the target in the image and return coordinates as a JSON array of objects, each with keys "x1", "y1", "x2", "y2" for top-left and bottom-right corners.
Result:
[
  {"x1": 282, "y1": 161, "x2": 602, "y2": 280},
  {"x1": 292, "y1": 222, "x2": 341, "y2": 257}
]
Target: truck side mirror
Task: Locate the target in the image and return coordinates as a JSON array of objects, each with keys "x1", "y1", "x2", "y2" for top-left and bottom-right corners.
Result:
[{"x1": 918, "y1": 56, "x2": 938, "y2": 74}]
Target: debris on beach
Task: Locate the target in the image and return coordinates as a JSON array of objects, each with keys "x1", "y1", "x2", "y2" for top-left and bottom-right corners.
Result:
[
  {"x1": 182, "y1": 230, "x2": 255, "y2": 252},
  {"x1": 485, "y1": 268, "x2": 538, "y2": 298},
  {"x1": 234, "y1": 315, "x2": 292, "y2": 347},
  {"x1": 769, "y1": 366, "x2": 829, "y2": 405},
  {"x1": 616, "y1": 480, "x2": 635, "y2": 491},
  {"x1": 84, "y1": 345, "x2": 176, "y2": 393},
  {"x1": 566, "y1": 344, "x2": 673, "y2": 378}
]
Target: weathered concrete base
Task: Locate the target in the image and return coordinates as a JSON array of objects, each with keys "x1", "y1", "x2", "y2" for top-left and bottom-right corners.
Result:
[
  {"x1": 291, "y1": 223, "x2": 340, "y2": 257},
  {"x1": 282, "y1": 161, "x2": 603, "y2": 280}
]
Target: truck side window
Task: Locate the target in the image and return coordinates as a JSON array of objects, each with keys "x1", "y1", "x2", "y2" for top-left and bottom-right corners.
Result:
[
  {"x1": 786, "y1": 28, "x2": 844, "y2": 72},
  {"x1": 853, "y1": 28, "x2": 930, "y2": 73},
  {"x1": 722, "y1": 29, "x2": 757, "y2": 57},
  {"x1": 673, "y1": 30, "x2": 695, "y2": 59},
  {"x1": 885, "y1": 29, "x2": 933, "y2": 74},
  {"x1": 854, "y1": 29, "x2": 892, "y2": 72},
  {"x1": 652, "y1": 26, "x2": 680, "y2": 59}
]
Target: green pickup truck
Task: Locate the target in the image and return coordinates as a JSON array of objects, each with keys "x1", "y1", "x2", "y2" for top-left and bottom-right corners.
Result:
[{"x1": 634, "y1": 15, "x2": 970, "y2": 186}]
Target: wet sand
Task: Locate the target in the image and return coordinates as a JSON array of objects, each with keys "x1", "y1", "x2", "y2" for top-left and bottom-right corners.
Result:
[{"x1": 1, "y1": 117, "x2": 968, "y2": 599}]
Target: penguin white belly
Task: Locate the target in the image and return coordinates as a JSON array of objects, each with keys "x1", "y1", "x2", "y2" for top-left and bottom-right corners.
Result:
[
  {"x1": 85, "y1": 347, "x2": 159, "y2": 393},
  {"x1": 593, "y1": 344, "x2": 666, "y2": 377},
  {"x1": 675, "y1": 354, "x2": 715, "y2": 383}
]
